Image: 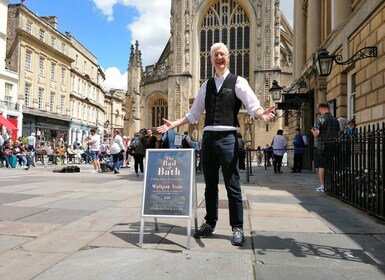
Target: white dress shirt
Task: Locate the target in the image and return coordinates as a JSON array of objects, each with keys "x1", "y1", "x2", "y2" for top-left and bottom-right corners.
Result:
[{"x1": 185, "y1": 69, "x2": 263, "y2": 131}]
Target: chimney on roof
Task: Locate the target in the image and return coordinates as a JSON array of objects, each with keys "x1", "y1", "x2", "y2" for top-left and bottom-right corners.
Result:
[{"x1": 40, "y1": 16, "x2": 58, "y2": 29}]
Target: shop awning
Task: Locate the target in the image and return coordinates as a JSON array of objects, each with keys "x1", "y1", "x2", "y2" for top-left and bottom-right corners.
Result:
[{"x1": 0, "y1": 115, "x2": 18, "y2": 130}]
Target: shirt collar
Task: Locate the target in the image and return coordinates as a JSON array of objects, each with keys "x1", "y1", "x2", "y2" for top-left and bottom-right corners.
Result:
[{"x1": 214, "y1": 69, "x2": 230, "y2": 80}]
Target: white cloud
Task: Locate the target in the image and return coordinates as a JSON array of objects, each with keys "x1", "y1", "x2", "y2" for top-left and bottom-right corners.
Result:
[
  {"x1": 92, "y1": 0, "x2": 118, "y2": 21},
  {"x1": 104, "y1": 67, "x2": 127, "y2": 91},
  {"x1": 92, "y1": 0, "x2": 171, "y2": 66}
]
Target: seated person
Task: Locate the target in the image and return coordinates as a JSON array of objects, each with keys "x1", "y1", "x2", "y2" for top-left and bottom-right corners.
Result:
[
  {"x1": 1, "y1": 141, "x2": 14, "y2": 168},
  {"x1": 77, "y1": 146, "x2": 91, "y2": 163},
  {"x1": 66, "y1": 144, "x2": 79, "y2": 163},
  {"x1": 54, "y1": 143, "x2": 66, "y2": 164},
  {"x1": 11, "y1": 142, "x2": 28, "y2": 169}
]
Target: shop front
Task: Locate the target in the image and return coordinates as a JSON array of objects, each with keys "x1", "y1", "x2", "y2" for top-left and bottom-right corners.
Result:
[{"x1": 23, "y1": 114, "x2": 71, "y2": 147}]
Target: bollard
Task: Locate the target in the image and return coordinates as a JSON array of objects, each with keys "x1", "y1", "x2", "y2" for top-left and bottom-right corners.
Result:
[{"x1": 246, "y1": 148, "x2": 250, "y2": 183}]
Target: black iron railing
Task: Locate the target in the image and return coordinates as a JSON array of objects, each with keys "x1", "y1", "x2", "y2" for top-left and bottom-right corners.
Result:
[{"x1": 325, "y1": 123, "x2": 385, "y2": 220}]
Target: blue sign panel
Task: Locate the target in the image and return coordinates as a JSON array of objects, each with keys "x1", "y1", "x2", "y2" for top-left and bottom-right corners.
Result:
[{"x1": 141, "y1": 149, "x2": 194, "y2": 218}]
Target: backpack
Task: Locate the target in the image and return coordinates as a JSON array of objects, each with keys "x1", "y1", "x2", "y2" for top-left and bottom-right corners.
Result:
[
  {"x1": 160, "y1": 132, "x2": 169, "y2": 148},
  {"x1": 129, "y1": 136, "x2": 139, "y2": 154},
  {"x1": 181, "y1": 136, "x2": 191, "y2": 148}
]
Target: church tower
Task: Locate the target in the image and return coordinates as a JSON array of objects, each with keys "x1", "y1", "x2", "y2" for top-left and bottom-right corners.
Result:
[{"x1": 125, "y1": 41, "x2": 143, "y2": 137}]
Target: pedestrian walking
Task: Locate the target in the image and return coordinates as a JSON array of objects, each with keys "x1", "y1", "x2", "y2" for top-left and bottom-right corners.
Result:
[
  {"x1": 131, "y1": 129, "x2": 146, "y2": 177},
  {"x1": 292, "y1": 128, "x2": 306, "y2": 173},
  {"x1": 88, "y1": 128, "x2": 102, "y2": 173},
  {"x1": 110, "y1": 129, "x2": 125, "y2": 174},
  {"x1": 271, "y1": 129, "x2": 287, "y2": 173}
]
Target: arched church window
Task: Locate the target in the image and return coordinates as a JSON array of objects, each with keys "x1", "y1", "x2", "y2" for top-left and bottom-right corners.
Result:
[
  {"x1": 200, "y1": 0, "x2": 250, "y2": 84},
  {"x1": 152, "y1": 98, "x2": 168, "y2": 128}
]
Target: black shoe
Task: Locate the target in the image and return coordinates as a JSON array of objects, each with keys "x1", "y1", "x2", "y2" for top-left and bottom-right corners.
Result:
[
  {"x1": 113, "y1": 168, "x2": 119, "y2": 174},
  {"x1": 194, "y1": 223, "x2": 215, "y2": 238},
  {"x1": 291, "y1": 170, "x2": 298, "y2": 173},
  {"x1": 232, "y1": 227, "x2": 245, "y2": 246}
]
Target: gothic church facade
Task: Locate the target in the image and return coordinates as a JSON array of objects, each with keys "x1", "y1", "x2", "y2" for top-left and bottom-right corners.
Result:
[{"x1": 125, "y1": 0, "x2": 292, "y2": 147}]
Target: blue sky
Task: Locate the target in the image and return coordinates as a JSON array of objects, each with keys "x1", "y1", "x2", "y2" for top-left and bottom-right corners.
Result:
[{"x1": 9, "y1": 0, "x2": 293, "y2": 90}]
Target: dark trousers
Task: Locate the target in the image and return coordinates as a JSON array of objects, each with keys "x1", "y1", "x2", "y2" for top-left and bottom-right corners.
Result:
[
  {"x1": 133, "y1": 154, "x2": 144, "y2": 173},
  {"x1": 112, "y1": 152, "x2": 124, "y2": 170},
  {"x1": 273, "y1": 154, "x2": 283, "y2": 172},
  {"x1": 201, "y1": 131, "x2": 243, "y2": 229},
  {"x1": 293, "y1": 153, "x2": 304, "y2": 171},
  {"x1": 238, "y1": 150, "x2": 246, "y2": 170}
]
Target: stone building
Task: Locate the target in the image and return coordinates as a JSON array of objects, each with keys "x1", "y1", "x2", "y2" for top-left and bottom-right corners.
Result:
[
  {"x1": 292, "y1": 0, "x2": 385, "y2": 130},
  {"x1": 0, "y1": 0, "x2": 20, "y2": 142},
  {"x1": 66, "y1": 33, "x2": 106, "y2": 145},
  {"x1": 104, "y1": 88, "x2": 126, "y2": 138},
  {"x1": 125, "y1": 0, "x2": 293, "y2": 148},
  {"x1": 6, "y1": 3, "x2": 106, "y2": 146}
]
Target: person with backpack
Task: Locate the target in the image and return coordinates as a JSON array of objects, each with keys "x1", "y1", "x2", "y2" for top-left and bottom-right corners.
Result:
[
  {"x1": 131, "y1": 129, "x2": 146, "y2": 177},
  {"x1": 160, "y1": 128, "x2": 179, "y2": 149},
  {"x1": 181, "y1": 131, "x2": 192, "y2": 148},
  {"x1": 145, "y1": 129, "x2": 158, "y2": 149},
  {"x1": 292, "y1": 127, "x2": 306, "y2": 173}
]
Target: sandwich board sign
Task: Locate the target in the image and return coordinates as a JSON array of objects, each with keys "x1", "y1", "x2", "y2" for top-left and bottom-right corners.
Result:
[{"x1": 139, "y1": 149, "x2": 197, "y2": 249}]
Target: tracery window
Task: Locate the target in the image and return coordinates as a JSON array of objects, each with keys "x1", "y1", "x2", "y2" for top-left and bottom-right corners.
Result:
[
  {"x1": 151, "y1": 98, "x2": 168, "y2": 128},
  {"x1": 200, "y1": 0, "x2": 250, "y2": 84}
]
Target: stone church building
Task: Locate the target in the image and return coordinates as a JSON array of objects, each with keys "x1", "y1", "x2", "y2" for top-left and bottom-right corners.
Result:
[{"x1": 125, "y1": 0, "x2": 293, "y2": 148}]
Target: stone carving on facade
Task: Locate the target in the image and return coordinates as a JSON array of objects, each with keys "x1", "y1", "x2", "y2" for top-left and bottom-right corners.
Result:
[
  {"x1": 184, "y1": 50, "x2": 190, "y2": 72},
  {"x1": 266, "y1": 1, "x2": 271, "y2": 12},
  {"x1": 265, "y1": 22, "x2": 270, "y2": 33},
  {"x1": 185, "y1": 31, "x2": 190, "y2": 47},
  {"x1": 185, "y1": 11, "x2": 190, "y2": 29}
]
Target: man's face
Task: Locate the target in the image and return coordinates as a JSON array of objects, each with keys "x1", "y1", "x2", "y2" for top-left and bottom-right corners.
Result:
[
  {"x1": 319, "y1": 107, "x2": 328, "y2": 114},
  {"x1": 211, "y1": 48, "x2": 229, "y2": 72}
]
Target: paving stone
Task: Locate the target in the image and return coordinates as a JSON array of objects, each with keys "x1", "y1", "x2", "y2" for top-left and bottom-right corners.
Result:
[
  {"x1": 21, "y1": 229, "x2": 103, "y2": 253},
  {"x1": 40, "y1": 198, "x2": 117, "y2": 211},
  {"x1": 0, "y1": 221, "x2": 60, "y2": 237},
  {"x1": 34, "y1": 248, "x2": 254, "y2": 280},
  {"x1": 0, "y1": 235, "x2": 33, "y2": 253},
  {"x1": 18, "y1": 208, "x2": 94, "y2": 224},
  {"x1": 0, "y1": 205, "x2": 48, "y2": 221},
  {"x1": 0, "y1": 249, "x2": 68, "y2": 280},
  {"x1": 0, "y1": 193, "x2": 37, "y2": 204}
]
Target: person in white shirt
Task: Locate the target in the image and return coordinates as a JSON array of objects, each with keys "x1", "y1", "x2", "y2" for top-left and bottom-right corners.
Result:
[
  {"x1": 27, "y1": 132, "x2": 36, "y2": 166},
  {"x1": 88, "y1": 128, "x2": 101, "y2": 172},
  {"x1": 110, "y1": 129, "x2": 125, "y2": 174},
  {"x1": 271, "y1": 129, "x2": 288, "y2": 173},
  {"x1": 157, "y1": 42, "x2": 275, "y2": 246},
  {"x1": 0, "y1": 133, "x2": 4, "y2": 147}
]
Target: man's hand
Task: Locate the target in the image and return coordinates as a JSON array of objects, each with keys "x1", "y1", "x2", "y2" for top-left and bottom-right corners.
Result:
[
  {"x1": 157, "y1": 118, "x2": 175, "y2": 134},
  {"x1": 258, "y1": 105, "x2": 276, "y2": 122}
]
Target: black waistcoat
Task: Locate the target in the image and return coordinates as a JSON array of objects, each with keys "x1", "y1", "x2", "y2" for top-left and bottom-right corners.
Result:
[{"x1": 204, "y1": 73, "x2": 242, "y2": 127}]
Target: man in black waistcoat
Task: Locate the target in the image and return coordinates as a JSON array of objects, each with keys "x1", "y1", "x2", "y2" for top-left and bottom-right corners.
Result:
[{"x1": 157, "y1": 42, "x2": 275, "y2": 246}]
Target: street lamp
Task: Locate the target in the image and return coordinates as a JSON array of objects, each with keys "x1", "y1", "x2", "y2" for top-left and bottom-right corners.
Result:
[
  {"x1": 314, "y1": 46, "x2": 377, "y2": 76},
  {"x1": 268, "y1": 80, "x2": 283, "y2": 101}
]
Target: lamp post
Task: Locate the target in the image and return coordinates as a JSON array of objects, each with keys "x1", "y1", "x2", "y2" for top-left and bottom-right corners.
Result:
[
  {"x1": 268, "y1": 80, "x2": 283, "y2": 101},
  {"x1": 268, "y1": 80, "x2": 309, "y2": 126},
  {"x1": 314, "y1": 46, "x2": 377, "y2": 76}
]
